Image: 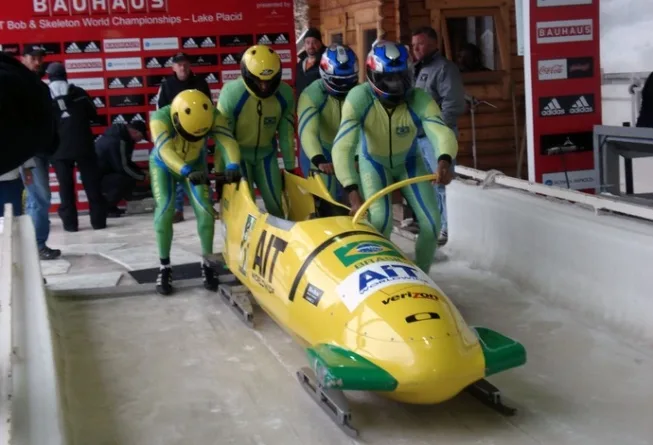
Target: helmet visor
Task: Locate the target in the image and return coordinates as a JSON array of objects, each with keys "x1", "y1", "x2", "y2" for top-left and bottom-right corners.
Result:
[
  {"x1": 371, "y1": 71, "x2": 413, "y2": 98},
  {"x1": 323, "y1": 73, "x2": 358, "y2": 94}
]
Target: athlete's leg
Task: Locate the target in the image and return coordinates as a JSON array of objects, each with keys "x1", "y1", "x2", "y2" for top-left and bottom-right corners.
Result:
[
  {"x1": 240, "y1": 160, "x2": 257, "y2": 201},
  {"x1": 149, "y1": 159, "x2": 176, "y2": 261},
  {"x1": 299, "y1": 147, "x2": 311, "y2": 178},
  {"x1": 253, "y1": 150, "x2": 284, "y2": 218},
  {"x1": 358, "y1": 154, "x2": 393, "y2": 238},
  {"x1": 181, "y1": 176, "x2": 215, "y2": 256},
  {"x1": 398, "y1": 155, "x2": 441, "y2": 273}
]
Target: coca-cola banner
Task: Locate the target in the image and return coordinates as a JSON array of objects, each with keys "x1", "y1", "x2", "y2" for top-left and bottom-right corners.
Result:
[{"x1": 523, "y1": 0, "x2": 601, "y2": 192}]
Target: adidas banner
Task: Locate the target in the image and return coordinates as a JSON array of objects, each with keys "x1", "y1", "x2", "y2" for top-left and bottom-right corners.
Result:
[
  {"x1": 523, "y1": 0, "x2": 601, "y2": 193},
  {"x1": 0, "y1": 0, "x2": 296, "y2": 213}
]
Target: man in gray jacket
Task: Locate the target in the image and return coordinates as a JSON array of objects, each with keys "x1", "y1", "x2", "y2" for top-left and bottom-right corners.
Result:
[{"x1": 412, "y1": 26, "x2": 466, "y2": 246}]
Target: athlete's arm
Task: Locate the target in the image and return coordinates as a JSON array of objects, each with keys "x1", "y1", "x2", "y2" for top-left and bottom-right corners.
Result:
[
  {"x1": 297, "y1": 89, "x2": 324, "y2": 165},
  {"x1": 331, "y1": 92, "x2": 362, "y2": 191},
  {"x1": 277, "y1": 84, "x2": 297, "y2": 170},
  {"x1": 413, "y1": 89, "x2": 458, "y2": 163},
  {"x1": 150, "y1": 107, "x2": 191, "y2": 176},
  {"x1": 210, "y1": 107, "x2": 240, "y2": 170},
  {"x1": 214, "y1": 84, "x2": 241, "y2": 169}
]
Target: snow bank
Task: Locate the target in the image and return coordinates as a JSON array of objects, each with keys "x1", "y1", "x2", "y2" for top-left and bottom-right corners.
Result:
[{"x1": 446, "y1": 181, "x2": 653, "y2": 342}]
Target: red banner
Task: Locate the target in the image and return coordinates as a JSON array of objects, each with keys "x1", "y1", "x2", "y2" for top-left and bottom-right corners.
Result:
[
  {"x1": 0, "y1": 0, "x2": 296, "y2": 212},
  {"x1": 524, "y1": 0, "x2": 601, "y2": 192}
]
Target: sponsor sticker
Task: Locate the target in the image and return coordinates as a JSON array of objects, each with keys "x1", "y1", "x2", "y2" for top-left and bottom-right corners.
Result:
[
  {"x1": 210, "y1": 89, "x2": 221, "y2": 103},
  {"x1": 219, "y1": 34, "x2": 254, "y2": 47},
  {"x1": 256, "y1": 33, "x2": 290, "y2": 46},
  {"x1": 92, "y1": 96, "x2": 105, "y2": 108},
  {"x1": 90, "y1": 114, "x2": 109, "y2": 127},
  {"x1": 105, "y1": 57, "x2": 143, "y2": 71},
  {"x1": 103, "y1": 38, "x2": 141, "y2": 53},
  {"x1": 32, "y1": 0, "x2": 168, "y2": 15},
  {"x1": 282, "y1": 67, "x2": 292, "y2": 81},
  {"x1": 542, "y1": 169, "x2": 598, "y2": 190},
  {"x1": 182, "y1": 36, "x2": 216, "y2": 49},
  {"x1": 65, "y1": 58, "x2": 103, "y2": 73},
  {"x1": 132, "y1": 149, "x2": 150, "y2": 163},
  {"x1": 302, "y1": 284, "x2": 324, "y2": 307},
  {"x1": 146, "y1": 75, "x2": 166, "y2": 88},
  {"x1": 189, "y1": 54, "x2": 218, "y2": 67},
  {"x1": 381, "y1": 291, "x2": 440, "y2": 305},
  {"x1": 111, "y1": 113, "x2": 146, "y2": 125},
  {"x1": 537, "y1": 0, "x2": 592, "y2": 6},
  {"x1": 144, "y1": 56, "x2": 173, "y2": 69},
  {"x1": 108, "y1": 76, "x2": 144, "y2": 89},
  {"x1": 540, "y1": 131, "x2": 594, "y2": 156},
  {"x1": 204, "y1": 72, "x2": 220, "y2": 84},
  {"x1": 0, "y1": 44, "x2": 20, "y2": 56},
  {"x1": 221, "y1": 53, "x2": 241, "y2": 65},
  {"x1": 537, "y1": 58, "x2": 567, "y2": 81},
  {"x1": 536, "y1": 19, "x2": 593, "y2": 44},
  {"x1": 567, "y1": 57, "x2": 594, "y2": 78},
  {"x1": 539, "y1": 94, "x2": 595, "y2": 117},
  {"x1": 64, "y1": 41, "x2": 101, "y2": 54},
  {"x1": 221, "y1": 70, "x2": 241, "y2": 82},
  {"x1": 336, "y1": 261, "x2": 436, "y2": 312},
  {"x1": 143, "y1": 37, "x2": 179, "y2": 51},
  {"x1": 109, "y1": 94, "x2": 146, "y2": 108},
  {"x1": 71, "y1": 77, "x2": 105, "y2": 91},
  {"x1": 23, "y1": 42, "x2": 60, "y2": 55},
  {"x1": 277, "y1": 49, "x2": 291, "y2": 63}
]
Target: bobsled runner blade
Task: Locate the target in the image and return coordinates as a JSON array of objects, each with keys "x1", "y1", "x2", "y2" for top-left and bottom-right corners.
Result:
[
  {"x1": 465, "y1": 379, "x2": 517, "y2": 416},
  {"x1": 296, "y1": 367, "x2": 359, "y2": 438},
  {"x1": 218, "y1": 281, "x2": 254, "y2": 328}
]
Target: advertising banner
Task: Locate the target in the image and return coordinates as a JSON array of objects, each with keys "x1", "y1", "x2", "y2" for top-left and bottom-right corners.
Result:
[
  {"x1": 0, "y1": 0, "x2": 296, "y2": 212},
  {"x1": 523, "y1": 0, "x2": 601, "y2": 192}
]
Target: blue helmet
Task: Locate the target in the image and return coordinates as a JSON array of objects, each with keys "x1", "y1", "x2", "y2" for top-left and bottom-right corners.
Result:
[
  {"x1": 319, "y1": 44, "x2": 359, "y2": 96},
  {"x1": 365, "y1": 41, "x2": 414, "y2": 105}
]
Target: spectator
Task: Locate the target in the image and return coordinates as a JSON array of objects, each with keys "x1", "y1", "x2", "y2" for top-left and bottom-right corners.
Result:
[
  {"x1": 0, "y1": 159, "x2": 34, "y2": 216},
  {"x1": 0, "y1": 50, "x2": 57, "y2": 177},
  {"x1": 411, "y1": 26, "x2": 466, "y2": 247},
  {"x1": 20, "y1": 46, "x2": 62, "y2": 260},
  {"x1": 636, "y1": 71, "x2": 653, "y2": 128},
  {"x1": 457, "y1": 43, "x2": 492, "y2": 72},
  {"x1": 46, "y1": 62, "x2": 107, "y2": 232},
  {"x1": 295, "y1": 27, "x2": 325, "y2": 98},
  {"x1": 156, "y1": 52, "x2": 212, "y2": 223},
  {"x1": 95, "y1": 121, "x2": 148, "y2": 217}
]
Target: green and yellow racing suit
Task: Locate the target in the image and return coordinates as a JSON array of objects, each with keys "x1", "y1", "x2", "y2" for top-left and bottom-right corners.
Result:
[
  {"x1": 213, "y1": 78, "x2": 296, "y2": 218},
  {"x1": 297, "y1": 79, "x2": 345, "y2": 198},
  {"x1": 149, "y1": 105, "x2": 239, "y2": 260},
  {"x1": 332, "y1": 83, "x2": 458, "y2": 273}
]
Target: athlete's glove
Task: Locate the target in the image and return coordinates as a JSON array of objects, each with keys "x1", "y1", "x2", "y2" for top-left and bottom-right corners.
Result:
[{"x1": 188, "y1": 170, "x2": 208, "y2": 185}]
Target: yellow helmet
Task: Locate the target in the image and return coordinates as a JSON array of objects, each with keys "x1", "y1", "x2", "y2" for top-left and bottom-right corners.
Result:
[
  {"x1": 170, "y1": 89, "x2": 213, "y2": 142},
  {"x1": 240, "y1": 44, "x2": 282, "y2": 98}
]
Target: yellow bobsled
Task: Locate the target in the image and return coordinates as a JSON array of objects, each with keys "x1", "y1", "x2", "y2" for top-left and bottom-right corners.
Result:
[{"x1": 212, "y1": 171, "x2": 526, "y2": 436}]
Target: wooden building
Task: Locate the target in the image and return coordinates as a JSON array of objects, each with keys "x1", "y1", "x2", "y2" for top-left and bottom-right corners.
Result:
[{"x1": 304, "y1": 0, "x2": 526, "y2": 178}]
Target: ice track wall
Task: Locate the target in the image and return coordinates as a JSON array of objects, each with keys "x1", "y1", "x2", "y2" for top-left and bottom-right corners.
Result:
[
  {"x1": 0, "y1": 204, "x2": 68, "y2": 445},
  {"x1": 446, "y1": 169, "x2": 653, "y2": 343}
]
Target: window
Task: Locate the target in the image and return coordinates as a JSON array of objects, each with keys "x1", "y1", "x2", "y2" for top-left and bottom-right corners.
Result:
[
  {"x1": 330, "y1": 33, "x2": 344, "y2": 45},
  {"x1": 445, "y1": 15, "x2": 499, "y2": 72}
]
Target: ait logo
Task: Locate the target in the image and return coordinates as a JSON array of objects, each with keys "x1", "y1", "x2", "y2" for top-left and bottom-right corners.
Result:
[{"x1": 334, "y1": 240, "x2": 403, "y2": 267}]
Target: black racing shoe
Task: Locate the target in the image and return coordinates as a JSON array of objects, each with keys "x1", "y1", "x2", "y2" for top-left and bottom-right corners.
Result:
[
  {"x1": 156, "y1": 265, "x2": 173, "y2": 296},
  {"x1": 201, "y1": 261, "x2": 218, "y2": 291},
  {"x1": 438, "y1": 230, "x2": 448, "y2": 247},
  {"x1": 39, "y1": 246, "x2": 62, "y2": 260}
]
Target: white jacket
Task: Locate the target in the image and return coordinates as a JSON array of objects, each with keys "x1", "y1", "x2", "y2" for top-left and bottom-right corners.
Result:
[{"x1": 0, "y1": 157, "x2": 36, "y2": 182}]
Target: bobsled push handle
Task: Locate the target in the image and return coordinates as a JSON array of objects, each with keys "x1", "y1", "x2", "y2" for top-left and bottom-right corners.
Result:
[{"x1": 352, "y1": 174, "x2": 439, "y2": 225}]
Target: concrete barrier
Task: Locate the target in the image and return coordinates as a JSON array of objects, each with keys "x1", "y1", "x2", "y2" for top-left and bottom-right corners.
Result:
[
  {"x1": 445, "y1": 172, "x2": 653, "y2": 343},
  {"x1": 0, "y1": 204, "x2": 68, "y2": 445}
]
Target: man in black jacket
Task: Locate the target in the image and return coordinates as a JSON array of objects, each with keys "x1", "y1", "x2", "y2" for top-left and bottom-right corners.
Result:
[
  {"x1": 156, "y1": 52, "x2": 212, "y2": 223},
  {"x1": 295, "y1": 28, "x2": 325, "y2": 98},
  {"x1": 95, "y1": 121, "x2": 148, "y2": 217},
  {"x1": 46, "y1": 62, "x2": 107, "y2": 232}
]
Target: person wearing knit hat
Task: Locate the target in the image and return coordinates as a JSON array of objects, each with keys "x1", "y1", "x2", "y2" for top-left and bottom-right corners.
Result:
[{"x1": 295, "y1": 27, "x2": 325, "y2": 97}]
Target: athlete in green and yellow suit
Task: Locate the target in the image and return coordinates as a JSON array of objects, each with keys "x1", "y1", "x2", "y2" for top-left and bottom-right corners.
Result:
[
  {"x1": 213, "y1": 44, "x2": 296, "y2": 218},
  {"x1": 332, "y1": 41, "x2": 458, "y2": 274},
  {"x1": 149, "y1": 89, "x2": 240, "y2": 296},
  {"x1": 298, "y1": 43, "x2": 359, "y2": 199}
]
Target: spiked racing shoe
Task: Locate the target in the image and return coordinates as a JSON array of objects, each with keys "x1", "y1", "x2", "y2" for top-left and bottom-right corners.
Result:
[
  {"x1": 156, "y1": 265, "x2": 173, "y2": 296},
  {"x1": 202, "y1": 260, "x2": 219, "y2": 291}
]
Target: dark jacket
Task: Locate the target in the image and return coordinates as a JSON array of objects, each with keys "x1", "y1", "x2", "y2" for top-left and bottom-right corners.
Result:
[
  {"x1": 636, "y1": 72, "x2": 653, "y2": 128},
  {"x1": 295, "y1": 47, "x2": 326, "y2": 98},
  {"x1": 157, "y1": 72, "x2": 211, "y2": 108},
  {"x1": 50, "y1": 82, "x2": 98, "y2": 160},
  {"x1": 95, "y1": 124, "x2": 146, "y2": 180},
  {"x1": 0, "y1": 52, "x2": 57, "y2": 174}
]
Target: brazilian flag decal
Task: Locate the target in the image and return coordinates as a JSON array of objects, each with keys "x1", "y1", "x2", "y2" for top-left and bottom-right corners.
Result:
[{"x1": 333, "y1": 240, "x2": 404, "y2": 267}]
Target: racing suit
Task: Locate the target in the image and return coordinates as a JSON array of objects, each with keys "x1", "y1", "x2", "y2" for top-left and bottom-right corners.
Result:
[
  {"x1": 149, "y1": 106, "x2": 239, "y2": 260},
  {"x1": 332, "y1": 83, "x2": 458, "y2": 273},
  {"x1": 214, "y1": 78, "x2": 296, "y2": 218},
  {"x1": 297, "y1": 79, "x2": 344, "y2": 199}
]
